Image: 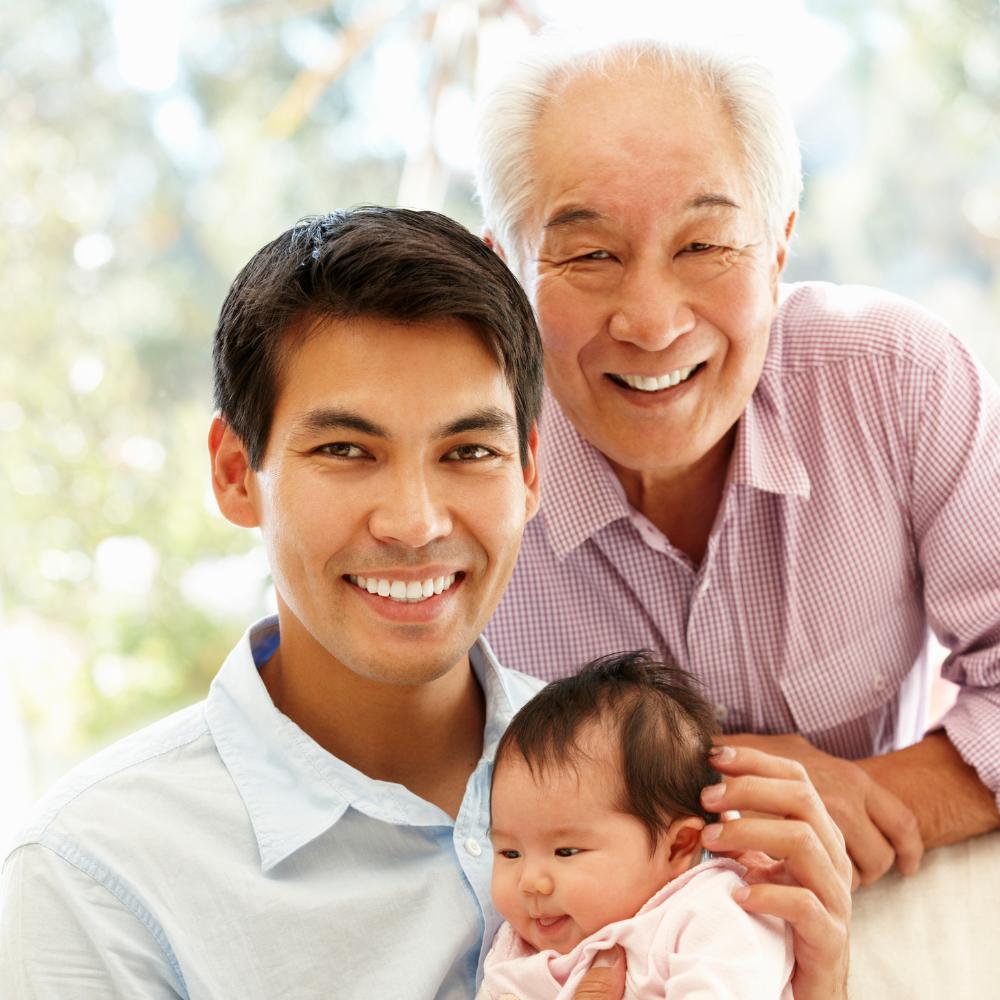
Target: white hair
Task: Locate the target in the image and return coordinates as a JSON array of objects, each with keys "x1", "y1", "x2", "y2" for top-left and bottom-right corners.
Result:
[{"x1": 475, "y1": 38, "x2": 803, "y2": 269}]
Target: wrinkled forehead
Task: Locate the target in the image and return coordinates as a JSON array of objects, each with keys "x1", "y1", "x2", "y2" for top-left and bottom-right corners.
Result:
[{"x1": 520, "y1": 63, "x2": 754, "y2": 238}]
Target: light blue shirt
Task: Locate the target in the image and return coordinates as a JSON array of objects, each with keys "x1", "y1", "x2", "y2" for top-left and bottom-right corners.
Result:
[{"x1": 0, "y1": 616, "x2": 544, "y2": 999}]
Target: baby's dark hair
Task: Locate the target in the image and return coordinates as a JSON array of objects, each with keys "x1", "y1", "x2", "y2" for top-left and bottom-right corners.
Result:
[{"x1": 494, "y1": 652, "x2": 721, "y2": 850}]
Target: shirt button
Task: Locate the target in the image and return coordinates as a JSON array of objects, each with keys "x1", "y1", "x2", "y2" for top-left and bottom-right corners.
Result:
[
  {"x1": 873, "y1": 676, "x2": 887, "y2": 693},
  {"x1": 714, "y1": 704, "x2": 729, "y2": 723},
  {"x1": 464, "y1": 837, "x2": 482, "y2": 857}
]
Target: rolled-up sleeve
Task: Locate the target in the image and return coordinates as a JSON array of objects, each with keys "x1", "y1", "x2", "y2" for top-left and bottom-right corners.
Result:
[{"x1": 906, "y1": 321, "x2": 1000, "y2": 808}]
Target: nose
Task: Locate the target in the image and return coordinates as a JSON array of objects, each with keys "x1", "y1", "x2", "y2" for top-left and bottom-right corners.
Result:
[
  {"x1": 367, "y1": 462, "x2": 453, "y2": 548},
  {"x1": 608, "y1": 260, "x2": 695, "y2": 350},
  {"x1": 518, "y1": 860, "x2": 554, "y2": 897}
]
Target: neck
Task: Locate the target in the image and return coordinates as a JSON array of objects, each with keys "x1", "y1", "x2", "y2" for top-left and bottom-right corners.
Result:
[
  {"x1": 609, "y1": 429, "x2": 735, "y2": 566},
  {"x1": 260, "y1": 610, "x2": 486, "y2": 819}
]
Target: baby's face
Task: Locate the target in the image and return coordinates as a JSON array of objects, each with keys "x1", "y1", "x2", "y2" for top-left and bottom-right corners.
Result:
[{"x1": 489, "y1": 741, "x2": 679, "y2": 954}]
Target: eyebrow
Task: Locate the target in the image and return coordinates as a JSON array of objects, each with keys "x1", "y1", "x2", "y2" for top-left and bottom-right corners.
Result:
[
  {"x1": 685, "y1": 192, "x2": 741, "y2": 211},
  {"x1": 292, "y1": 405, "x2": 516, "y2": 440},
  {"x1": 543, "y1": 207, "x2": 606, "y2": 230},
  {"x1": 543, "y1": 193, "x2": 740, "y2": 232}
]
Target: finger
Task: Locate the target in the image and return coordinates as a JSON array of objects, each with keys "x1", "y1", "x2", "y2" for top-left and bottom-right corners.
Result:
[
  {"x1": 702, "y1": 817, "x2": 850, "y2": 918},
  {"x1": 709, "y1": 744, "x2": 815, "y2": 782},
  {"x1": 841, "y1": 815, "x2": 896, "y2": 887},
  {"x1": 733, "y1": 883, "x2": 849, "y2": 1000},
  {"x1": 865, "y1": 781, "x2": 923, "y2": 876},
  {"x1": 572, "y1": 945, "x2": 626, "y2": 1000},
  {"x1": 702, "y1": 772, "x2": 845, "y2": 875},
  {"x1": 718, "y1": 772, "x2": 892, "y2": 887}
]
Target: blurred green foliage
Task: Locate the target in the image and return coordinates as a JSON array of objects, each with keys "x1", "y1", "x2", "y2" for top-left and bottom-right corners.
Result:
[{"x1": 2, "y1": 0, "x2": 998, "y2": 791}]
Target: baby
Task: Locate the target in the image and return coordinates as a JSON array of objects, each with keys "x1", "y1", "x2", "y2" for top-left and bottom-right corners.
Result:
[{"x1": 479, "y1": 652, "x2": 793, "y2": 999}]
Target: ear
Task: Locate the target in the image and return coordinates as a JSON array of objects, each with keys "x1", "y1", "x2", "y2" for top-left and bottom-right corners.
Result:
[
  {"x1": 522, "y1": 423, "x2": 541, "y2": 522},
  {"x1": 775, "y1": 210, "x2": 796, "y2": 273},
  {"x1": 482, "y1": 229, "x2": 507, "y2": 264},
  {"x1": 661, "y1": 815, "x2": 707, "y2": 877},
  {"x1": 208, "y1": 415, "x2": 261, "y2": 528},
  {"x1": 769, "y1": 210, "x2": 796, "y2": 301}
]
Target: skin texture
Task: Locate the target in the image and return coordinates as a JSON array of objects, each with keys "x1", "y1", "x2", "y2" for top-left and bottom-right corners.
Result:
[
  {"x1": 211, "y1": 315, "x2": 539, "y2": 817},
  {"x1": 490, "y1": 731, "x2": 703, "y2": 954}
]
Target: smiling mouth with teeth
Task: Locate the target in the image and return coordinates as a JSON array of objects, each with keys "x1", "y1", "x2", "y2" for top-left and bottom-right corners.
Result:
[
  {"x1": 608, "y1": 363, "x2": 702, "y2": 392},
  {"x1": 346, "y1": 573, "x2": 459, "y2": 602}
]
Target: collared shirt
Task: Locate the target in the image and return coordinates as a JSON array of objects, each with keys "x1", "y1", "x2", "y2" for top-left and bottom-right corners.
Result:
[
  {"x1": 486, "y1": 282, "x2": 1000, "y2": 807},
  {"x1": 0, "y1": 617, "x2": 544, "y2": 999}
]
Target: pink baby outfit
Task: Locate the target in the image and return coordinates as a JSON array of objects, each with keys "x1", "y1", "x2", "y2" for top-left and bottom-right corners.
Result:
[{"x1": 478, "y1": 858, "x2": 793, "y2": 1000}]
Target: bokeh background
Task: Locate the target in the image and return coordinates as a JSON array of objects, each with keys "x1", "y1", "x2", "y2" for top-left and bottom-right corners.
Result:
[{"x1": 3, "y1": 0, "x2": 999, "y2": 846}]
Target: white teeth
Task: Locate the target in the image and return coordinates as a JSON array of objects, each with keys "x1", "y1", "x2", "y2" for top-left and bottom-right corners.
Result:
[
  {"x1": 348, "y1": 573, "x2": 458, "y2": 603},
  {"x1": 616, "y1": 365, "x2": 697, "y2": 392}
]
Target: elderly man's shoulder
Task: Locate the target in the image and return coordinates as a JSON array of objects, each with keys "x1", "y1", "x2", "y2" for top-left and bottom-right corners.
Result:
[{"x1": 774, "y1": 281, "x2": 960, "y2": 372}]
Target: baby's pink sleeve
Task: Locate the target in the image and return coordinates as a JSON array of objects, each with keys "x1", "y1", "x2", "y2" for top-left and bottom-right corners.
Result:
[{"x1": 646, "y1": 870, "x2": 793, "y2": 999}]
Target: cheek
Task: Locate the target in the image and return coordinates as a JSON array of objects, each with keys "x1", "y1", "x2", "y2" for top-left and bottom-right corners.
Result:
[{"x1": 535, "y1": 284, "x2": 601, "y2": 365}]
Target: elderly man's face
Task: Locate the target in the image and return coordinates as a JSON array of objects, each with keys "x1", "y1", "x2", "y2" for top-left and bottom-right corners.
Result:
[{"x1": 514, "y1": 66, "x2": 790, "y2": 483}]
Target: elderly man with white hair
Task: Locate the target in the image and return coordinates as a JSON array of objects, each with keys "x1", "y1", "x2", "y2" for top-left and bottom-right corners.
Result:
[{"x1": 478, "y1": 35, "x2": 1000, "y2": 992}]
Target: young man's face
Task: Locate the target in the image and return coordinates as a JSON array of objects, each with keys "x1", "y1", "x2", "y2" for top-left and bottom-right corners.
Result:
[{"x1": 215, "y1": 315, "x2": 539, "y2": 687}]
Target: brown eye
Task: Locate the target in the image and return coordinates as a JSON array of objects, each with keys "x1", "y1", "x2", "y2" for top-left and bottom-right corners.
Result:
[{"x1": 318, "y1": 442, "x2": 369, "y2": 458}]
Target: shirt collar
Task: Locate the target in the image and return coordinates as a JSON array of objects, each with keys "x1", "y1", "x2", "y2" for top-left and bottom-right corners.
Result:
[
  {"x1": 205, "y1": 616, "x2": 519, "y2": 872},
  {"x1": 731, "y1": 307, "x2": 811, "y2": 499},
  {"x1": 537, "y1": 388, "x2": 633, "y2": 559},
  {"x1": 538, "y1": 312, "x2": 811, "y2": 558}
]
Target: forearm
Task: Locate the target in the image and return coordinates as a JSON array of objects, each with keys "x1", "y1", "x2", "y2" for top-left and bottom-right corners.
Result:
[{"x1": 858, "y1": 731, "x2": 1000, "y2": 849}]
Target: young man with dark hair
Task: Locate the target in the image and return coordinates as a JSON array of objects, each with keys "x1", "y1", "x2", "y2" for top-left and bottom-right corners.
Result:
[
  {"x1": 1, "y1": 207, "x2": 546, "y2": 998},
  {"x1": 1, "y1": 207, "x2": 850, "y2": 999}
]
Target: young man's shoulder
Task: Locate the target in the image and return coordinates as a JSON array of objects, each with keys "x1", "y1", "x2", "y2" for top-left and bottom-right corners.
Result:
[{"x1": 7, "y1": 701, "x2": 213, "y2": 858}]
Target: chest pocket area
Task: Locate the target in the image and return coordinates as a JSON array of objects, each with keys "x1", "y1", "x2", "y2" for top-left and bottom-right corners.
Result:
[{"x1": 778, "y1": 590, "x2": 926, "y2": 740}]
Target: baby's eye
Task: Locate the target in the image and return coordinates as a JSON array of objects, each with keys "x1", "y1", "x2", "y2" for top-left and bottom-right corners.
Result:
[
  {"x1": 554, "y1": 848, "x2": 580, "y2": 858},
  {"x1": 498, "y1": 849, "x2": 521, "y2": 860}
]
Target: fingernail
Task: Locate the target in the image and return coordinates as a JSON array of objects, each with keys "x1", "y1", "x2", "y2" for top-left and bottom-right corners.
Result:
[
  {"x1": 701, "y1": 782, "x2": 725, "y2": 807},
  {"x1": 709, "y1": 745, "x2": 735, "y2": 763},
  {"x1": 732, "y1": 886, "x2": 750, "y2": 903},
  {"x1": 702, "y1": 822, "x2": 723, "y2": 843},
  {"x1": 592, "y1": 947, "x2": 622, "y2": 968}
]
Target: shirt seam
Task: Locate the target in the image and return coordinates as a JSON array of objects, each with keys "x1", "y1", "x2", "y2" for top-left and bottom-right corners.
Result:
[
  {"x1": 11, "y1": 839, "x2": 190, "y2": 998},
  {"x1": 29, "y1": 722, "x2": 210, "y2": 843}
]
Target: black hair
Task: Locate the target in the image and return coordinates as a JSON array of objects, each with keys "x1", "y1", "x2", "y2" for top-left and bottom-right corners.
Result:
[
  {"x1": 494, "y1": 651, "x2": 721, "y2": 849},
  {"x1": 212, "y1": 206, "x2": 543, "y2": 468}
]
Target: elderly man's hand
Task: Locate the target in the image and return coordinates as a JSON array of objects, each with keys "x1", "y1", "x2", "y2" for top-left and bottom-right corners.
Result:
[
  {"x1": 723, "y1": 732, "x2": 923, "y2": 887},
  {"x1": 570, "y1": 946, "x2": 626, "y2": 1000},
  {"x1": 701, "y1": 746, "x2": 852, "y2": 1000}
]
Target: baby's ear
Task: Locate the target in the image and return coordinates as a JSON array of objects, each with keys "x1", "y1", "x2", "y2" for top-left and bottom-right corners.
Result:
[{"x1": 662, "y1": 816, "x2": 706, "y2": 876}]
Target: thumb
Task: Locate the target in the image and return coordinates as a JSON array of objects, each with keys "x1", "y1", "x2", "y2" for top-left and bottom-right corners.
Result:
[{"x1": 571, "y1": 945, "x2": 626, "y2": 1000}]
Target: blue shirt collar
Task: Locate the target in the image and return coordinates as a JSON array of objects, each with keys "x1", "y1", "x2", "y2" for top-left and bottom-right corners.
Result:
[{"x1": 205, "y1": 617, "x2": 518, "y2": 872}]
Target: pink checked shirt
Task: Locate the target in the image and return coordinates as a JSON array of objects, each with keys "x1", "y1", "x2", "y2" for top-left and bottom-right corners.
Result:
[{"x1": 486, "y1": 283, "x2": 1000, "y2": 806}]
